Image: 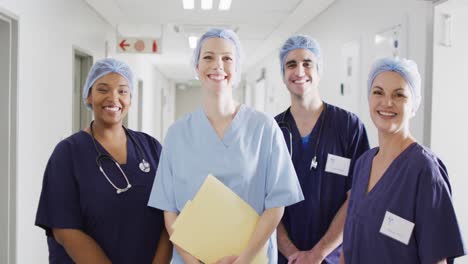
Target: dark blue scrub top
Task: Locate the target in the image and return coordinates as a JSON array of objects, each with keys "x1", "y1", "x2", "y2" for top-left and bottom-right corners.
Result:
[
  {"x1": 35, "y1": 129, "x2": 165, "y2": 264},
  {"x1": 275, "y1": 103, "x2": 369, "y2": 264},
  {"x1": 343, "y1": 143, "x2": 466, "y2": 264}
]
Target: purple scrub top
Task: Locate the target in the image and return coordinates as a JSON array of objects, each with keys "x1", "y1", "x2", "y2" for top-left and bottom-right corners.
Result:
[
  {"x1": 343, "y1": 143, "x2": 466, "y2": 264},
  {"x1": 35, "y1": 129, "x2": 165, "y2": 264},
  {"x1": 275, "y1": 103, "x2": 369, "y2": 263}
]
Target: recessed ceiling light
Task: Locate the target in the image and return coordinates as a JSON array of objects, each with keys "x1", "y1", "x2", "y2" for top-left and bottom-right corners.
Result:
[
  {"x1": 183, "y1": 0, "x2": 194, "y2": 10},
  {"x1": 189, "y1": 36, "x2": 198, "y2": 49},
  {"x1": 201, "y1": 0, "x2": 213, "y2": 10},
  {"x1": 218, "y1": 0, "x2": 232, "y2": 10}
]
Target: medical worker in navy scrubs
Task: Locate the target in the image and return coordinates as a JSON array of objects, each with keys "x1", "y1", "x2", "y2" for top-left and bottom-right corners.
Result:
[
  {"x1": 35, "y1": 58, "x2": 172, "y2": 263},
  {"x1": 342, "y1": 58, "x2": 466, "y2": 264},
  {"x1": 275, "y1": 35, "x2": 370, "y2": 264}
]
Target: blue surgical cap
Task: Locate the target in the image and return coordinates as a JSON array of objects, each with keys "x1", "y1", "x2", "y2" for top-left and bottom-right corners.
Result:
[
  {"x1": 191, "y1": 28, "x2": 244, "y2": 87},
  {"x1": 279, "y1": 35, "x2": 323, "y2": 76},
  {"x1": 82, "y1": 58, "x2": 134, "y2": 109},
  {"x1": 367, "y1": 57, "x2": 421, "y2": 114}
]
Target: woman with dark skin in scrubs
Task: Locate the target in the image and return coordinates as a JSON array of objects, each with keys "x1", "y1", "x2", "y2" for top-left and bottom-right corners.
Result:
[{"x1": 35, "y1": 58, "x2": 172, "y2": 263}]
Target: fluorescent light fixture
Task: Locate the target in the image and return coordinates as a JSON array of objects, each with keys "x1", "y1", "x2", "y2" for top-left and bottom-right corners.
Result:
[
  {"x1": 218, "y1": 0, "x2": 232, "y2": 10},
  {"x1": 374, "y1": 34, "x2": 385, "y2": 44},
  {"x1": 189, "y1": 36, "x2": 198, "y2": 49},
  {"x1": 201, "y1": 0, "x2": 213, "y2": 10},
  {"x1": 183, "y1": 0, "x2": 194, "y2": 9}
]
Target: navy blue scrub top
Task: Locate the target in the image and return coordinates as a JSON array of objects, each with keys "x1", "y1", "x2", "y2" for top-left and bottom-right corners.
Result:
[
  {"x1": 275, "y1": 103, "x2": 370, "y2": 263},
  {"x1": 343, "y1": 143, "x2": 466, "y2": 264},
  {"x1": 35, "y1": 129, "x2": 165, "y2": 264}
]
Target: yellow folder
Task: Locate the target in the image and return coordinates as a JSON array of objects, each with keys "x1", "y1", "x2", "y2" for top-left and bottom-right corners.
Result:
[{"x1": 170, "y1": 174, "x2": 268, "y2": 264}]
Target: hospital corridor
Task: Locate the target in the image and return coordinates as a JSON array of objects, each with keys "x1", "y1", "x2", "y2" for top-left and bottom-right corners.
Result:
[{"x1": 1, "y1": 0, "x2": 468, "y2": 263}]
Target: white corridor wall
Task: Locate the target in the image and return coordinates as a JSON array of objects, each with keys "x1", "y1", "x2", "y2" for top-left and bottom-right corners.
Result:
[
  {"x1": 114, "y1": 54, "x2": 174, "y2": 141},
  {"x1": 0, "y1": 0, "x2": 114, "y2": 263},
  {"x1": 0, "y1": 1, "x2": 174, "y2": 261},
  {"x1": 432, "y1": 0, "x2": 468, "y2": 263},
  {"x1": 246, "y1": 0, "x2": 468, "y2": 262},
  {"x1": 245, "y1": 0, "x2": 431, "y2": 148}
]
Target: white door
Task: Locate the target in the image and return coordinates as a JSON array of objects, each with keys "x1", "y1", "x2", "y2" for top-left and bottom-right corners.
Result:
[{"x1": 0, "y1": 12, "x2": 17, "y2": 264}]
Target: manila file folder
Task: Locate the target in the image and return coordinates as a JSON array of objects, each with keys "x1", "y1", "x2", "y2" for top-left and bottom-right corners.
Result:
[{"x1": 170, "y1": 174, "x2": 268, "y2": 263}]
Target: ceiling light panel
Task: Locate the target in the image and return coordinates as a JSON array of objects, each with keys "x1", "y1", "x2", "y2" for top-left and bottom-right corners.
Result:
[
  {"x1": 183, "y1": 0, "x2": 194, "y2": 9},
  {"x1": 218, "y1": 0, "x2": 232, "y2": 10},
  {"x1": 201, "y1": 0, "x2": 213, "y2": 10},
  {"x1": 189, "y1": 36, "x2": 198, "y2": 49}
]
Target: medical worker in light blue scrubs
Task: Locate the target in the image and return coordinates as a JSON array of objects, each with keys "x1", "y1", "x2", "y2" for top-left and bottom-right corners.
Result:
[
  {"x1": 148, "y1": 28, "x2": 304, "y2": 264},
  {"x1": 342, "y1": 58, "x2": 466, "y2": 264}
]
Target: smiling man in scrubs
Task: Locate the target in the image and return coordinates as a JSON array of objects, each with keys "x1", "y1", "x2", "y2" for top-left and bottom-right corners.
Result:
[{"x1": 275, "y1": 35, "x2": 370, "y2": 264}]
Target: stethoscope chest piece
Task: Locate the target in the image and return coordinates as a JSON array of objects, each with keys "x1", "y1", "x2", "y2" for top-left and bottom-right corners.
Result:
[
  {"x1": 139, "y1": 159, "x2": 151, "y2": 173},
  {"x1": 116, "y1": 184, "x2": 132, "y2": 194},
  {"x1": 280, "y1": 104, "x2": 327, "y2": 172},
  {"x1": 310, "y1": 156, "x2": 318, "y2": 170}
]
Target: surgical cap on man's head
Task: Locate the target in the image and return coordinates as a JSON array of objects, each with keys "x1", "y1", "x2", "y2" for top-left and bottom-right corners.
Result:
[
  {"x1": 191, "y1": 28, "x2": 244, "y2": 87},
  {"x1": 279, "y1": 35, "x2": 323, "y2": 76},
  {"x1": 367, "y1": 57, "x2": 421, "y2": 114},
  {"x1": 82, "y1": 58, "x2": 134, "y2": 109}
]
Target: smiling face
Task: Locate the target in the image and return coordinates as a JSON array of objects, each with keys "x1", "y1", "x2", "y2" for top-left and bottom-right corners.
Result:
[
  {"x1": 282, "y1": 48, "x2": 320, "y2": 99},
  {"x1": 369, "y1": 71, "x2": 414, "y2": 136},
  {"x1": 196, "y1": 37, "x2": 237, "y2": 96},
  {"x1": 86, "y1": 72, "x2": 131, "y2": 126}
]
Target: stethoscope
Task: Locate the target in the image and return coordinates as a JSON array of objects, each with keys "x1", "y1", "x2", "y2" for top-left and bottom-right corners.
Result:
[
  {"x1": 278, "y1": 103, "x2": 327, "y2": 170},
  {"x1": 90, "y1": 121, "x2": 151, "y2": 194}
]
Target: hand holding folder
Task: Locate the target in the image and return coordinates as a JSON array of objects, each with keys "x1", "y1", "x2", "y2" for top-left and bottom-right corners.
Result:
[{"x1": 170, "y1": 174, "x2": 268, "y2": 264}]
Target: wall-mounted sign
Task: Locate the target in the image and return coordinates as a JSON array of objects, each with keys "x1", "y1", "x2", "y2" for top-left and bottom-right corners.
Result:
[{"x1": 117, "y1": 37, "x2": 161, "y2": 54}]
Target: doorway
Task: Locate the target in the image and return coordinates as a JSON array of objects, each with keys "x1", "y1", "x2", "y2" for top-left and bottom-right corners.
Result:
[{"x1": 72, "y1": 50, "x2": 93, "y2": 132}]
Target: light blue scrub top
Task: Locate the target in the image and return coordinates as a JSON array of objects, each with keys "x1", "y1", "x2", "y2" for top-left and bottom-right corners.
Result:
[{"x1": 148, "y1": 104, "x2": 304, "y2": 264}]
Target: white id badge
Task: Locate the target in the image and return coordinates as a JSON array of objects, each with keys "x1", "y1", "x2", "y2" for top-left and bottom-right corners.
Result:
[
  {"x1": 379, "y1": 211, "x2": 415, "y2": 245},
  {"x1": 324, "y1": 154, "x2": 351, "y2": 176}
]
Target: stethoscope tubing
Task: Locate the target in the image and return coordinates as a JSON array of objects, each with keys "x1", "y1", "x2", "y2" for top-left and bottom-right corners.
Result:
[
  {"x1": 277, "y1": 121, "x2": 294, "y2": 157},
  {"x1": 278, "y1": 103, "x2": 327, "y2": 170},
  {"x1": 89, "y1": 121, "x2": 150, "y2": 194}
]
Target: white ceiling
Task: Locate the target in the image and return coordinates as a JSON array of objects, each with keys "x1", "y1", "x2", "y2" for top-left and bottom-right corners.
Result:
[{"x1": 85, "y1": 0, "x2": 335, "y2": 81}]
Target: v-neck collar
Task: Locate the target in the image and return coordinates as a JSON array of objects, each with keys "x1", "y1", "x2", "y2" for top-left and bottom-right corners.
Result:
[
  {"x1": 197, "y1": 104, "x2": 246, "y2": 148},
  {"x1": 363, "y1": 142, "x2": 418, "y2": 198},
  {"x1": 81, "y1": 130, "x2": 132, "y2": 166},
  {"x1": 284, "y1": 103, "x2": 327, "y2": 164}
]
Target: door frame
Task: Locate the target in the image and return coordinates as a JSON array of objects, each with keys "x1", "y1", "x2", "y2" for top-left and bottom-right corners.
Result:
[
  {"x1": 0, "y1": 9, "x2": 18, "y2": 264},
  {"x1": 72, "y1": 47, "x2": 93, "y2": 132}
]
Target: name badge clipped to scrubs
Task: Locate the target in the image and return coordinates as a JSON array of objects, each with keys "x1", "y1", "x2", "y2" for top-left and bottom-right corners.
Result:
[
  {"x1": 324, "y1": 154, "x2": 351, "y2": 176},
  {"x1": 379, "y1": 211, "x2": 415, "y2": 245}
]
